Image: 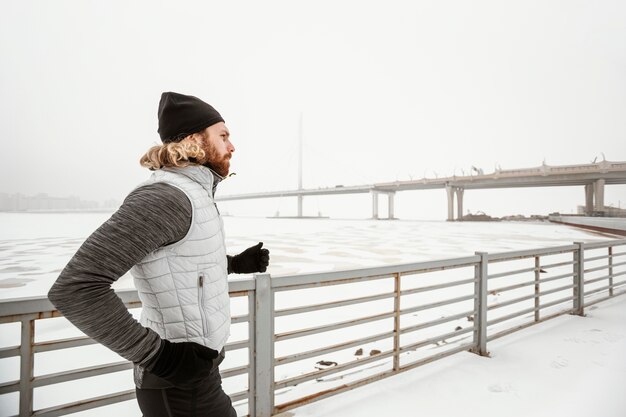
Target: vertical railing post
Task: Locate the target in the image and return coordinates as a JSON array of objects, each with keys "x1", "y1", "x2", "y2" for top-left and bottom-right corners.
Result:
[
  {"x1": 393, "y1": 273, "x2": 401, "y2": 372},
  {"x1": 254, "y1": 273, "x2": 274, "y2": 417},
  {"x1": 534, "y1": 256, "x2": 540, "y2": 322},
  {"x1": 247, "y1": 290, "x2": 257, "y2": 417},
  {"x1": 573, "y1": 242, "x2": 585, "y2": 316},
  {"x1": 608, "y1": 246, "x2": 614, "y2": 297},
  {"x1": 19, "y1": 318, "x2": 34, "y2": 417},
  {"x1": 471, "y1": 252, "x2": 489, "y2": 356}
]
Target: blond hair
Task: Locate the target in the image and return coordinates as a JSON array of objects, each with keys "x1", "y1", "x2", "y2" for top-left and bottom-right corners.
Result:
[{"x1": 139, "y1": 132, "x2": 207, "y2": 170}]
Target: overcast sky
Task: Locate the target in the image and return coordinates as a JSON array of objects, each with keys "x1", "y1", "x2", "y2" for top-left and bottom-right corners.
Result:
[{"x1": 1, "y1": 0, "x2": 625, "y2": 219}]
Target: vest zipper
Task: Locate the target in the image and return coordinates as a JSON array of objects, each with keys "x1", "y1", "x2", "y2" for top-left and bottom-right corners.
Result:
[{"x1": 198, "y1": 273, "x2": 208, "y2": 337}]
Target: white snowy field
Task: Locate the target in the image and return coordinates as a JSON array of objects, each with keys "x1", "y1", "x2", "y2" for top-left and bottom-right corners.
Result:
[
  {"x1": 0, "y1": 213, "x2": 624, "y2": 416},
  {"x1": 288, "y1": 295, "x2": 626, "y2": 417},
  {"x1": 0, "y1": 212, "x2": 618, "y2": 300}
]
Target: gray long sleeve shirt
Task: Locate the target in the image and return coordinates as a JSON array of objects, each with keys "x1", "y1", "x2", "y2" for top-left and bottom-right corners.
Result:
[{"x1": 48, "y1": 182, "x2": 194, "y2": 367}]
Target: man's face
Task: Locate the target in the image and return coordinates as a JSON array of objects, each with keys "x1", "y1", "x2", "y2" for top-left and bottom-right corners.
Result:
[{"x1": 198, "y1": 122, "x2": 234, "y2": 177}]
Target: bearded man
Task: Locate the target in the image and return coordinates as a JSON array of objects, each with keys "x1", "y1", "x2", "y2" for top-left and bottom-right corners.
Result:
[{"x1": 48, "y1": 92, "x2": 270, "y2": 417}]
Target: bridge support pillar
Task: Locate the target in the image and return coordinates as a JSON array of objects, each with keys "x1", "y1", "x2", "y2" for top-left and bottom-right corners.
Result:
[
  {"x1": 594, "y1": 179, "x2": 605, "y2": 212},
  {"x1": 297, "y1": 195, "x2": 303, "y2": 217},
  {"x1": 456, "y1": 188, "x2": 464, "y2": 220},
  {"x1": 585, "y1": 184, "x2": 594, "y2": 215},
  {"x1": 388, "y1": 192, "x2": 395, "y2": 220},
  {"x1": 446, "y1": 186, "x2": 455, "y2": 221},
  {"x1": 371, "y1": 191, "x2": 379, "y2": 219}
]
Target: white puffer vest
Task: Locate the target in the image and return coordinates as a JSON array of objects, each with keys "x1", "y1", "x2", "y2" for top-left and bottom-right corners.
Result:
[{"x1": 130, "y1": 165, "x2": 230, "y2": 352}]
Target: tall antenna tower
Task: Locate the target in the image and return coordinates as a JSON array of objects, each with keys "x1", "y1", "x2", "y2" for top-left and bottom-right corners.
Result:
[{"x1": 297, "y1": 112, "x2": 303, "y2": 216}]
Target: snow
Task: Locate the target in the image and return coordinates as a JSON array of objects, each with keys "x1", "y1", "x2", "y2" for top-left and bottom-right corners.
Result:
[
  {"x1": 0, "y1": 213, "x2": 624, "y2": 416},
  {"x1": 288, "y1": 296, "x2": 626, "y2": 417},
  {"x1": 0, "y1": 214, "x2": 616, "y2": 300}
]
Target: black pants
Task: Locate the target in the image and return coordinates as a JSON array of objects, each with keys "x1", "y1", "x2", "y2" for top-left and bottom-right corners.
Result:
[{"x1": 135, "y1": 368, "x2": 237, "y2": 417}]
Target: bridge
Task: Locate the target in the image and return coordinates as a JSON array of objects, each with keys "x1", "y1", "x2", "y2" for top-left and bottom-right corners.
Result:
[{"x1": 216, "y1": 160, "x2": 626, "y2": 220}]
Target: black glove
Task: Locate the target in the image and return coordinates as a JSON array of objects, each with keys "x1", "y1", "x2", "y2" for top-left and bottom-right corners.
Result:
[
  {"x1": 146, "y1": 339, "x2": 219, "y2": 387},
  {"x1": 230, "y1": 242, "x2": 270, "y2": 274}
]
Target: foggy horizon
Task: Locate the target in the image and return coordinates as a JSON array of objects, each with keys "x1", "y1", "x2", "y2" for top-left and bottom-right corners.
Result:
[{"x1": 1, "y1": 0, "x2": 625, "y2": 219}]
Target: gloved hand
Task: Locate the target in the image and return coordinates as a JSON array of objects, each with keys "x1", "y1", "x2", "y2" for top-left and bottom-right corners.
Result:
[
  {"x1": 230, "y1": 242, "x2": 270, "y2": 274},
  {"x1": 146, "y1": 339, "x2": 219, "y2": 387}
]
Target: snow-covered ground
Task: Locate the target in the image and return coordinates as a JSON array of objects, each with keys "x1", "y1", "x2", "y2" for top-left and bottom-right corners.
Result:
[
  {"x1": 0, "y1": 213, "x2": 616, "y2": 300},
  {"x1": 288, "y1": 296, "x2": 626, "y2": 417},
  {"x1": 0, "y1": 213, "x2": 624, "y2": 416}
]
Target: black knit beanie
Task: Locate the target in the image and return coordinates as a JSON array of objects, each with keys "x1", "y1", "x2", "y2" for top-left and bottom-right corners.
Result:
[{"x1": 157, "y1": 92, "x2": 225, "y2": 143}]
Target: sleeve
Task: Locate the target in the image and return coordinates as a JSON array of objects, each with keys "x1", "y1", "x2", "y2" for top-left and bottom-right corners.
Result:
[
  {"x1": 227, "y1": 255, "x2": 234, "y2": 274},
  {"x1": 47, "y1": 182, "x2": 192, "y2": 366}
]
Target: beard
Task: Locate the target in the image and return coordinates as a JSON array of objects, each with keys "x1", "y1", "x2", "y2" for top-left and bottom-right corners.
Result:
[{"x1": 200, "y1": 139, "x2": 231, "y2": 177}]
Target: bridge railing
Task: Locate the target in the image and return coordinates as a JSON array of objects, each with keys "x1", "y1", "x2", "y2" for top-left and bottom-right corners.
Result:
[{"x1": 1, "y1": 239, "x2": 625, "y2": 417}]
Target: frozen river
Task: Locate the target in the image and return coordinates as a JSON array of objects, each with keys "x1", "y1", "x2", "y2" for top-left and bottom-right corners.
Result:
[{"x1": 0, "y1": 212, "x2": 615, "y2": 301}]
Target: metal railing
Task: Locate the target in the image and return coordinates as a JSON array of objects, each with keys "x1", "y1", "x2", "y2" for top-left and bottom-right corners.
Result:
[{"x1": 1, "y1": 239, "x2": 625, "y2": 416}]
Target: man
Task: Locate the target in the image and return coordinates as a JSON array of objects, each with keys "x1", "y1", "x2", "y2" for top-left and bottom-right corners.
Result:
[{"x1": 48, "y1": 92, "x2": 270, "y2": 416}]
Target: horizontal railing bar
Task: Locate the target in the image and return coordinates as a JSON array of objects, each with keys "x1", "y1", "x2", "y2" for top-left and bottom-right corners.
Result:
[
  {"x1": 225, "y1": 340, "x2": 250, "y2": 352},
  {"x1": 274, "y1": 369, "x2": 394, "y2": 414},
  {"x1": 32, "y1": 361, "x2": 132, "y2": 388},
  {"x1": 584, "y1": 264, "x2": 611, "y2": 274},
  {"x1": 33, "y1": 336, "x2": 96, "y2": 353},
  {"x1": 399, "y1": 310, "x2": 476, "y2": 336},
  {"x1": 272, "y1": 273, "x2": 394, "y2": 292},
  {"x1": 537, "y1": 271, "x2": 575, "y2": 284},
  {"x1": 488, "y1": 265, "x2": 537, "y2": 280},
  {"x1": 539, "y1": 284, "x2": 576, "y2": 297},
  {"x1": 584, "y1": 254, "x2": 610, "y2": 262},
  {"x1": 541, "y1": 259, "x2": 576, "y2": 269},
  {"x1": 584, "y1": 274, "x2": 612, "y2": 286},
  {"x1": 584, "y1": 289, "x2": 626, "y2": 308},
  {"x1": 487, "y1": 244, "x2": 577, "y2": 262},
  {"x1": 583, "y1": 239, "x2": 626, "y2": 250},
  {"x1": 0, "y1": 282, "x2": 255, "y2": 318},
  {"x1": 274, "y1": 349, "x2": 395, "y2": 390},
  {"x1": 491, "y1": 279, "x2": 537, "y2": 294},
  {"x1": 596, "y1": 260, "x2": 626, "y2": 270},
  {"x1": 275, "y1": 342, "x2": 475, "y2": 415},
  {"x1": 0, "y1": 380, "x2": 19, "y2": 395},
  {"x1": 32, "y1": 389, "x2": 136, "y2": 417},
  {"x1": 229, "y1": 389, "x2": 249, "y2": 404},
  {"x1": 400, "y1": 294, "x2": 475, "y2": 316},
  {"x1": 487, "y1": 309, "x2": 573, "y2": 342},
  {"x1": 487, "y1": 294, "x2": 575, "y2": 327},
  {"x1": 487, "y1": 305, "x2": 537, "y2": 327},
  {"x1": 274, "y1": 312, "x2": 395, "y2": 342},
  {"x1": 231, "y1": 314, "x2": 251, "y2": 324},
  {"x1": 275, "y1": 291, "x2": 395, "y2": 317},
  {"x1": 538, "y1": 295, "x2": 577, "y2": 311},
  {"x1": 490, "y1": 271, "x2": 574, "y2": 294},
  {"x1": 275, "y1": 330, "x2": 395, "y2": 366},
  {"x1": 400, "y1": 278, "x2": 476, "y2": 296},
  {"x1": 584, "y1": 285, "x2": 613, "y2": 297},
  {"x1": 584, "y1": 279, "x2": 626, "y2": 297},
  {"x1": 0, "y1": 312, "x2": 56, "y2": 325},
  {"x1": 488, "y1": 293, "x2": 538, "y2": 311},
  {"x1": 0, "y1": 345, "x2": 20, "y2": 359},
  {"x1": 272, "y1": 256, "x2": 481, "y2": 290},
  {"x1": 399, "y1": 327, "x2": 474, "y2": 353},
  {"x1": 220, "y1": 365, "x2": 249, "y2": 379},
  {"x1": 611, "y1": 270, "x2": 626, "y2": 279},
  {"x1": 228, "y1": 278, "x2": 256, "y2": 292},
  {"x1": 399, "y1": 342, "x2": 476, "y2": 370}
]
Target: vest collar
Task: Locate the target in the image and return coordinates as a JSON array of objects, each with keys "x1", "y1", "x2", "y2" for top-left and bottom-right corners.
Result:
[{"x1": 162, "y1": 165, "x2": 223, "y2": 197}]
